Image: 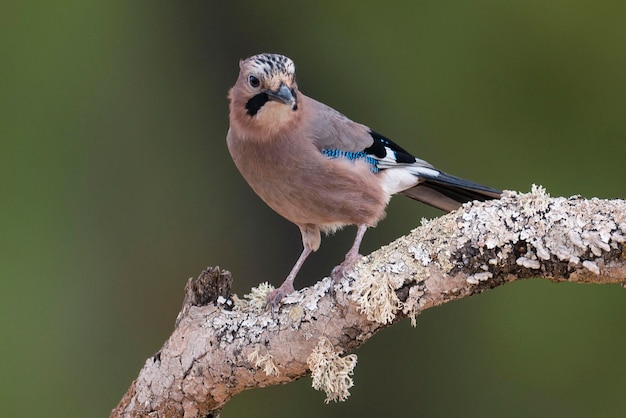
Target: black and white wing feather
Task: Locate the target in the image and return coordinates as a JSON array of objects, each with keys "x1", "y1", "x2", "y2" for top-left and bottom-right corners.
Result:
[{"x1": 308, "y1": 96, "x2": 501, "y2": 212}]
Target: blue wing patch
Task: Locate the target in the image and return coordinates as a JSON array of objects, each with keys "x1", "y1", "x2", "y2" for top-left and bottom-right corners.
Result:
[{"x1": 321, "y1": 149, "x2": 380, "y2": 173}]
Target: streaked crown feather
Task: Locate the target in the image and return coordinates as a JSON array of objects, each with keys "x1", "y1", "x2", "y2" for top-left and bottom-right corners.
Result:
[{"x1": 240, "y1": 53, "x2": 296, "y2": 78}]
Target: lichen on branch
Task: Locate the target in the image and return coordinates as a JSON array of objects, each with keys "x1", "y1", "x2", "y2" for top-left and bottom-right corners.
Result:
[
  {"x1": 308, "y1": 337, "x2": 358, "y2": 403},
  {"x1": 112, "y1": 189, "x2": 626, "y2": 418}
]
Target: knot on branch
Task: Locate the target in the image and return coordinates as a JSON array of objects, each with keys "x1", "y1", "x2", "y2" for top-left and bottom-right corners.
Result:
[
  {"x1": 185, "y1": 266, "x2": 233, "y2": 307},
  {"x1": 176, "y1": 266, "x2": 234, "y2": 327}
]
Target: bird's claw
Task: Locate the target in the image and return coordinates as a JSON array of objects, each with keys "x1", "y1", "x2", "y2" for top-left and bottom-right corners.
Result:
[
  {"x1": 265, "y1": 282, "x2": 296, "y2": 316},
  {"x1": 330, "y1": 265, "x2": 347, "y2": 282},
  {"x1": 330, "y1": 253, "x2": 363, "y2": 283}
]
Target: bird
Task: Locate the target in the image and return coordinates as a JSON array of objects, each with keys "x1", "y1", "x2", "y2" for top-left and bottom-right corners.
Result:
[{"x1": 226, "y1": 53, "x2": 501, "y2": 307}]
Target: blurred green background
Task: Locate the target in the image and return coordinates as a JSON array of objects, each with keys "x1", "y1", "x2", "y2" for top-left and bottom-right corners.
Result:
[{"x1": 2, "y1": 1, "x2": 625, "y2": 417}]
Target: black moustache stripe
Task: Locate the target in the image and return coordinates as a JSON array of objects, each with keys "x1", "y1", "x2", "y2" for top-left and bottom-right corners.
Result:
[{"x1": 245, "y1": 92, "x2": 269, "y2": 116}]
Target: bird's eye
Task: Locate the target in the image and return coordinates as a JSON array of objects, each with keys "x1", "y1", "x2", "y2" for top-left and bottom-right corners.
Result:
[{"x1": 248, "y1": 75, "x2": 260, "y2": 88}]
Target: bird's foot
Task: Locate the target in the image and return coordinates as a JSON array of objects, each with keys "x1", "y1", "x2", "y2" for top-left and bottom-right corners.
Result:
[
  {"x1": 330, "y1": 252, "x2": 363, "y2": 283},
  {"x1": 265, "y1": 281, "x2": 296, "y2": 314}
]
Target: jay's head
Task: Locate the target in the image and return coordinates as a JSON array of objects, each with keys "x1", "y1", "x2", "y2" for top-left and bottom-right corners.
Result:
[{"x1": 228, "y1": 53, "x2": 300, "y2": 137}]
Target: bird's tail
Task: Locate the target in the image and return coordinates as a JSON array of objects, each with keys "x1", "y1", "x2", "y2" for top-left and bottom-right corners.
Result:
[{"x1": 400, "y1": 171, "x2": 501, "y2": 212}]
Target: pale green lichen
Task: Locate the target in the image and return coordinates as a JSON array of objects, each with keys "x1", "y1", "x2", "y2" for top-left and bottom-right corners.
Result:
[
  {"x1": 467, "y1": 271, "x2": 494, "y2": 285},
  {"x1": 408, "y1": 243, "x2": 431, "y2": 266},
  {"x1": 231, "y1": 294, "x2": 246, "y2": 310},
  {"x1": 307, "y1": 337, "x2": 358, "y2": 403},
  {"x1": 234, "y1": 282, "x2": 274, "y2": 312},
  {"x1": 351, "y1": 270, "x2": 402, "y2": 325},
  {"x1": 404, "y1": 286, "x2": 425, "y2": 327},
  {"x1": 247, "y1": 347, "x2": 279, "y2": 377}
]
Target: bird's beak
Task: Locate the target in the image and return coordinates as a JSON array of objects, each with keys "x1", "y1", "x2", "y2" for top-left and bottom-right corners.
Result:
[{"x1": 266, "y1": 83, "x2": 296, "y2": 106}]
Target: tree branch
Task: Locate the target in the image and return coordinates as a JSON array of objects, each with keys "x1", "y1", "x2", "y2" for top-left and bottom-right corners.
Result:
[{"x1": 111, "y1": 187, "x2": 626, "y2": 417}]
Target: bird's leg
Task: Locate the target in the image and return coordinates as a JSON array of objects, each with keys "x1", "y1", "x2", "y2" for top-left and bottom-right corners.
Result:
[
  {"x1": 331, "y1": 224, "x2": 368, "y2": 282},
  {"x1": 266, "y1": 246, "x2": 312, "y2": 309}
]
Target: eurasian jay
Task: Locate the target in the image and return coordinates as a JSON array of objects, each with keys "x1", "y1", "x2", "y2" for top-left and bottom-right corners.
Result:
[{"x1": 227, "y1": 53, "x2": 501, "y2": 306}]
